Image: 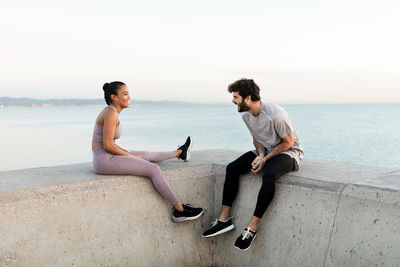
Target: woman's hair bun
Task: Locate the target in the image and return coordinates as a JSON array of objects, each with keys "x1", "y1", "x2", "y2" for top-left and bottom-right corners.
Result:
[{"x1": 103, "y1": 83, "x2": 110, "y2": 92}]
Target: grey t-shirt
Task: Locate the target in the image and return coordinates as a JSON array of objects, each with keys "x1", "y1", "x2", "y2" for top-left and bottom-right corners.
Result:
[{"x1": 241, "y1": 102, "x2": 304, "y2": 167}]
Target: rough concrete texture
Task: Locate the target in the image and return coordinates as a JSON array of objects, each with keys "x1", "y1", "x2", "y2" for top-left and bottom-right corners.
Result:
[
  {"x1": 1, "y1": 165, "x2": 215, "y2": 266},
  {"x1": 1, "y1": 150, "x2": 399, "y2": 266},
  {"x1": 325, "y1": 185, "x2": 400, "y2": 266},
  {"x1": 212, "y1": 165, "x2": 344, "y2": 267}
]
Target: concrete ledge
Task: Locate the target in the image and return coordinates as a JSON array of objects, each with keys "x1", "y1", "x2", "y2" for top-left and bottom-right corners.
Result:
[{"x1": 1, "y1": 150, "x2": 399, "y2": 266}]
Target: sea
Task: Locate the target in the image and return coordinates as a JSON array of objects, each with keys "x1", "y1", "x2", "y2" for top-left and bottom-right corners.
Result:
[{"x1": 0, "y1": 103, "x2": 399, "y2": 172}]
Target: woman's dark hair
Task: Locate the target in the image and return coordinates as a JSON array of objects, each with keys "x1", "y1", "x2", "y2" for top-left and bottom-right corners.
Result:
[
  {"x1": 103, "y1": 81, "x2": 125, "y2": 105},
  {"x1": 227, "y1": 78, "x2": 261, "y2": 101}
]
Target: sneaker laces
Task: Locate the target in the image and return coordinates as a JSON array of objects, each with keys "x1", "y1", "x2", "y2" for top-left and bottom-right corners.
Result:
[
  {"x1": 183, "y1": 204, "x2": 197, "y2": 213},
  {"x1": 183, "y1": 204, "x2": 194, "y2": 210},
  {"x1": 209, "y1": 219, "x2": 219, "y2": 227},
  {"x1": 241, "y1": 228, "x2": 255, "y2": 240},
  {"x1": 210, "y1": 217, "x2": 231, "y2": 227}
]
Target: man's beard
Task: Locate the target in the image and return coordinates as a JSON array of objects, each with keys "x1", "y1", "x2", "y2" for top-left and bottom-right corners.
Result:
[{"x1": 237, "y1": 99, "x2": 250, "y2": 112}]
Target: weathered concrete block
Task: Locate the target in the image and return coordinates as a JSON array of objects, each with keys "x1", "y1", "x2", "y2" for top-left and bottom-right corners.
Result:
[
  {"x1": 0, "y1": 164, "x2": 216, "y2": 267},
  {"x1": 1, "y1": 150, "x2": 399, "y2": 267},
  {"x1": 326, "y1": 183, "x2": 400, "y2": 267},
  {"x1": 212, "y1": 172, "x2": 344, "y2": 267}
]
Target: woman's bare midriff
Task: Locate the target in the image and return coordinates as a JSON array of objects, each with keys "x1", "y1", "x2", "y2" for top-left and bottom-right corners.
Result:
[{"x1": 92, "y1": 141, "x2": 103, "y2": 150}]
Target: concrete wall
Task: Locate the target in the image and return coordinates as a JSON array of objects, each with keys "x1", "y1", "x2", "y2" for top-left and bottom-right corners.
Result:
[
  {"x1": 1, "y1": 150, "x2": 399, "y2": 266},
  {"x1": 212, "y1": 163, "x2": 400, "y2": 267}
]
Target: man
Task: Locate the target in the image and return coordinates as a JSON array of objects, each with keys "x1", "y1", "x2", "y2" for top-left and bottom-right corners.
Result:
[{"x1": 202, "y1": 78, "x2": 303, "y2": 250}]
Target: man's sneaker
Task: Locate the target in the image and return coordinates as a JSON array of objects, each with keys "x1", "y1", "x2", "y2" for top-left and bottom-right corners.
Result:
[
  {"x1": 178, "y1": 136, "x2": 192, "y2": 162},
  {"x1": 234, "y1": 227, "x2": 257, "y2": 251},
  {"x1": 202, "y1": 218, "x2": 235, "y2": 237},
  {"x1": 172, "y1": 204, "x2": 203, "y2": 222}
]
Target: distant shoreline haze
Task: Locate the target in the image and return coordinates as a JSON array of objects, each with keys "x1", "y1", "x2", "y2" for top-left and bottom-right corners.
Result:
[
  {"x1": 1, "y1": 97, "x2": 399, "y2": 107},
  {"x1": 0, "y1": 97, "x2": 199, "y2": 107}
]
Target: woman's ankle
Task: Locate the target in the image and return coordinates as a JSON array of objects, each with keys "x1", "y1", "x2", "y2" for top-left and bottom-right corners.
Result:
[{"x1": 174, "y1": 201, "x2": 184, "y2": 212}]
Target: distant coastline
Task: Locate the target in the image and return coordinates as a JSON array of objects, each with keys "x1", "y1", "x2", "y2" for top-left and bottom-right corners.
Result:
[
  {"x1": 0, "y1": 97, "x2": 196, "y2": 107},
  {"x1": 1, "y1": 97, "x2": 398, "y2": 108}
]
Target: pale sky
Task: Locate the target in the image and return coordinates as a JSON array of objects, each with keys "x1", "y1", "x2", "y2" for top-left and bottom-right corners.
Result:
[{"x1": 1, "y1": 0, "x2": 399, "y2": 103}]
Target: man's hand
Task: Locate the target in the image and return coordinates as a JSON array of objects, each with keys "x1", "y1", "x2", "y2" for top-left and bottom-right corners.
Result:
[{"x1": 251, "y1": 156, "x2": 266, "y2": 174}]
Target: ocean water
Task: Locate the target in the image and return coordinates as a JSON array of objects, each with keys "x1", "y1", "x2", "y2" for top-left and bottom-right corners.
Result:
[{"x1": 0, "y1": 103, "x2": 399, "y2": 171}]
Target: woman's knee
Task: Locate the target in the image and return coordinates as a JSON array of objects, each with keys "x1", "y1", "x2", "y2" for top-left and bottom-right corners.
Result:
[{"x1": 147, "y1": 162, "x2": 162, "y2": 174}]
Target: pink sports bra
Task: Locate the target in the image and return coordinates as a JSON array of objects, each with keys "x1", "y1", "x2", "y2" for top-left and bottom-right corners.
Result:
[{"x1": 92, "y1": 123, "x2": 122, "y2": 142}]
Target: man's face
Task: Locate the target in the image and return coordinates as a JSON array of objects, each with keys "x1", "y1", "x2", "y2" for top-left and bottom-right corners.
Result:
[{"x1": 232, "y1": 92, "x2": 250, "y2": 112}]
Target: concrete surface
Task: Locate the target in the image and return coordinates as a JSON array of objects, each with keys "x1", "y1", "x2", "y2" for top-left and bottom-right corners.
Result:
[{"x1": 1, "y1": 150, "x2": 399, "y2": 266}]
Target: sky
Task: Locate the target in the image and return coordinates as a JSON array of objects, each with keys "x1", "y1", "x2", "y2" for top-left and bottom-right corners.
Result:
[{"x1": 1, "y1": 0, "x2": 399, "y2": 104}]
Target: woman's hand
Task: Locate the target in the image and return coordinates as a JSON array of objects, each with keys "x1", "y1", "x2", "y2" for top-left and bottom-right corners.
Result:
[{"x1": 130, "y1": 153, "x2": 142, "y2": 159}]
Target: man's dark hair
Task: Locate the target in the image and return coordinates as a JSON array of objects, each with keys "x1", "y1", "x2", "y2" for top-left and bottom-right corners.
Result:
[{"x1": 227, "y1": 78, "x2": 261, "y2": 101}]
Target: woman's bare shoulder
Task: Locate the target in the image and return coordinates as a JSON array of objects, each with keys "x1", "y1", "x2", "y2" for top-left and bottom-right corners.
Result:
[
  {"x1": 102, "y1": 106, "x2": 119, "y2": 125},
  {"x1": 96, "y1": 106, "x2": 118, "y2": 126}
]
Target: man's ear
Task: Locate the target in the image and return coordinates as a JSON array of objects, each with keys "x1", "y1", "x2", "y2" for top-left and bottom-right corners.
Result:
[{"x1": 244, "y1": 95, "x2": 251, "y2": 103}]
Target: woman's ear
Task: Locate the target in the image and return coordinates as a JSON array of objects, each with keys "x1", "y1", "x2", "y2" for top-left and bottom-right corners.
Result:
[{"x1": 111, "y1": 94, "x2": 118, "y2": 102}]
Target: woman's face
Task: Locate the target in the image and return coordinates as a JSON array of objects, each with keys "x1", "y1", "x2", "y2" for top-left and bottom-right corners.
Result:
[{"x1": 113, "y1": 85, "x2": 131, "y2": 108}]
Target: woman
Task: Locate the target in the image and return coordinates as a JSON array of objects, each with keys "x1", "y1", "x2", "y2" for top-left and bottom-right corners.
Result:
[{"x1": 92, "y1": 81, "x2": 203, "y2": 222}]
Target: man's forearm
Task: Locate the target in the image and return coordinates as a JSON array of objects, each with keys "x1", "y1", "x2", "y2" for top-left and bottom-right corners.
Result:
[
  {"x1": 253, "y1": 138, "x2": 265, "y2": 157},
  {"x1": 264, "y1": 141, "x2": 291, "y2": 161}
]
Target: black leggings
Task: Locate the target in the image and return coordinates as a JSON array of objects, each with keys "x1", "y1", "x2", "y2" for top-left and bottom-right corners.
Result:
[{"x1": 222, "y1": 151, "x2": 296, "y2": 218}]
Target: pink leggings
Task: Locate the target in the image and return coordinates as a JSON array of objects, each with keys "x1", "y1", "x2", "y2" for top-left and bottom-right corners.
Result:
[{"x1": 92, "y1": 146, "x2": 178, "y2": 204}]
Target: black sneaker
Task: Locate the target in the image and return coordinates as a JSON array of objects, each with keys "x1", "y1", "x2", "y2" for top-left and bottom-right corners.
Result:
[
  {"x1": 234, "y1": 227, "x2": 257, "y2": 251},
  {"x1": 178, "y1": 136, "x2": 192, "y2": 162},
  {"x1": 201, "y1": 218, "x2": 235, "y2": 237},
  {"x1": 172, "y1": 204, "x2": 203, "y2": 222}
]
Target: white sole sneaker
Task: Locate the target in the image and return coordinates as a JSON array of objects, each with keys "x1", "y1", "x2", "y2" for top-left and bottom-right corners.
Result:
[
  {"x1": 201, "y1": 224, "x2": 235, "y2": 237},
  {"x1": 234, "y1": 233, "x2": 257, "y2": 251},
  {"x1": 184, "y1": 139, "x2": 192, "y2": 162},
  {"x1": 172, "y1": 209, "x2": 203, "y2": 222}
]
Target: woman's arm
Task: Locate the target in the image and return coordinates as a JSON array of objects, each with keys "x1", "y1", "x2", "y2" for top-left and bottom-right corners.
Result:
[{"x1": 102, "y1": 108, "x2": 141, "y2": 158}]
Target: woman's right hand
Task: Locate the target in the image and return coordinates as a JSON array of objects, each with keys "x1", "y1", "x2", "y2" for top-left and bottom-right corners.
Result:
[{"x1": 131, "y1": 153, "x2": 142, "y2": 159}]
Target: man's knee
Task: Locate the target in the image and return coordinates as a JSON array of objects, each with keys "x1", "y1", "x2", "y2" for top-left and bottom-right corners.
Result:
[
  {"x1": 226, "y1": 161, "x2": 236, "y2": 174},
  {"x1": 262, "y1": 166, "x2": 276, "y2": 181},
  {"x1": 226, "y1": 154, "x2": 250, "y2": 174}
]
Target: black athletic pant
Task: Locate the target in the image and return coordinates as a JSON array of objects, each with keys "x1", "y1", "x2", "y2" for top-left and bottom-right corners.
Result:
[{"x1": 222, "y1": 151, "x2": 296, "y2": 218}]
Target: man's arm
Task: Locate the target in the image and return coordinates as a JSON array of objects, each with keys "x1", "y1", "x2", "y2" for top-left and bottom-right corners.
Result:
[
  {"x1": 263, "y1": 133, "x2": 294, "y2": 162},
  {"x1": 253, "y1": 137, "x2": 265, "y2": 157},
  {"x1": 251, "y1": 137, "x2": 266, "y2": 171},
  {"x1": 251, "y1": 133, "x2": 294, "y2": 173}
]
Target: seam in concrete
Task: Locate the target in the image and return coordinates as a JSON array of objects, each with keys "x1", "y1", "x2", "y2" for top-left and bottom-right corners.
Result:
[
  {"x1": 222, "y1": 245, "x2": 229, "y2": 267},
  {"x1": 193, "y1": 223, "x2": 204, "y2": 267},
  {"x1": 279, "y1": 179, "x2": 342, "y2": 192},
  {"x1": 211, "y1": 163, "x2": 218, "y2": 266},
  {"x1": 323, "y1": 183, "x2": 346, "y2": 267},
  {"x1": 210, "y1": 163, "x2": 231, "y2": 267},
  {"x1": 353, "y1": 182, "x2": 400, "y2": 193}
]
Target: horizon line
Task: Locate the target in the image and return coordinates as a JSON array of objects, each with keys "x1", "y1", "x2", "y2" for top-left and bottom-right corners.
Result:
[{"x1": 1, "y1": 96, "x2": 399, "y2": 106}]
